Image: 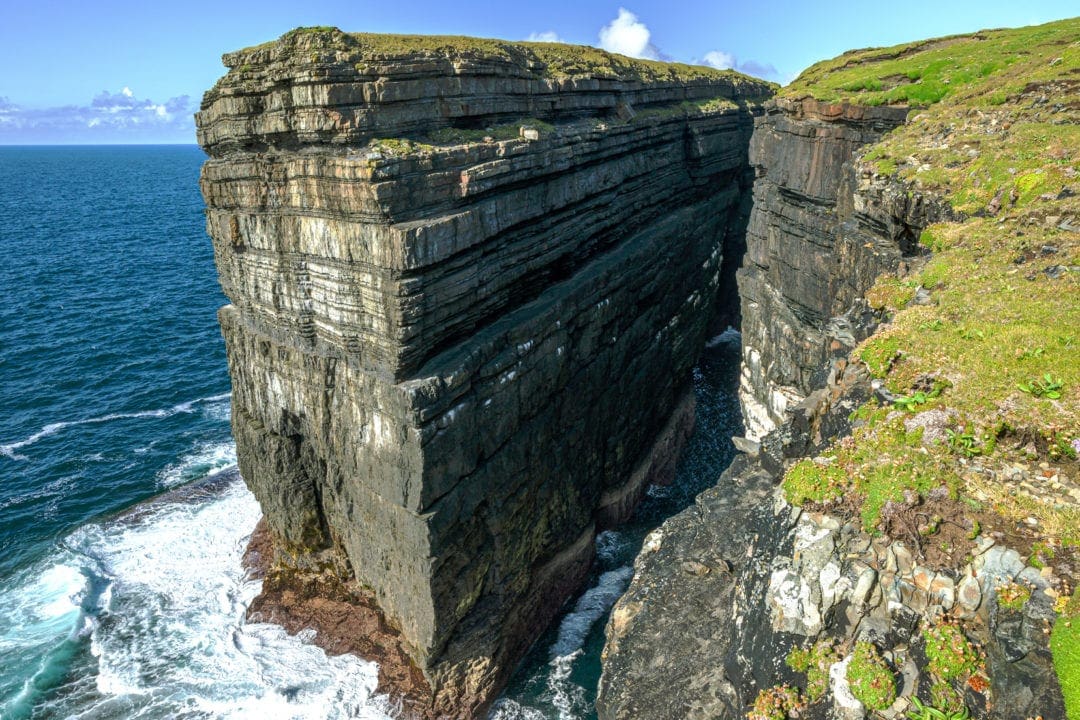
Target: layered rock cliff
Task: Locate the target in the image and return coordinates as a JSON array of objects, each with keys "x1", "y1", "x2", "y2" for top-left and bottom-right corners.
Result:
[
  {"x1": 599, "y1": 19, "x2": 1079, "y2": 720},
  {"x1": 197, "y1": 27, "x2": 773, "y2": 717},
  {"x1": 737, "y1": 98, "x2": 958, "y2": 439}
]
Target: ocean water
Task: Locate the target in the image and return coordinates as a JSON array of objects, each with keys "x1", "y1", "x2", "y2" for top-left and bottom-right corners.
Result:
[{"x1": 0, "y1": 145, "x2": 743, "y2": 719}]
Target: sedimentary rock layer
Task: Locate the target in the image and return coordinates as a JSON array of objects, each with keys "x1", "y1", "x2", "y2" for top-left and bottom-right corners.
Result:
[
  {"x1": 738, "y1": 98, "x2": 959, "y2": 438},
  {"x1": 197, "y1": 27, "x2": 772, "y2": 716}
]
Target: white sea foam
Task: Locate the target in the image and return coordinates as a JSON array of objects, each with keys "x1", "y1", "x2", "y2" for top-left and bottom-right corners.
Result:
[
  {"x1": 0, "y1": 392, "x2": 232, "y2": 461},
  {"x1": 595, "y1": 530, "x2": 629, "y2": 566},
  {"x1": 540, "y1": 566, "x2": 635, "y2": 719},
  {"x1": 70, "y1": 477, "x2": 389, "y2": 717},
  {"x1": 0, "y1": 563, "x2": 85, "y2": 651},
  {"x1": 155, "y1": 441, "x2": 237, "y2": 488},
  {"x1": 549, "y1": 567, "x2": 633, "y2": 661},
  {"x1": 0, "y1": 462, "x2": 392, "y2": 719},
  {"x1": 488, "y1": 698, "x2": 548, "y2": 719},
  {"x1": 705, "y1": 326, "x2": 741, "y2": 348}
]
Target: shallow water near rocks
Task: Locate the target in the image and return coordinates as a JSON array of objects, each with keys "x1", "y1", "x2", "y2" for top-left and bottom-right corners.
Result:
[
  {"x1": 492, "y1": 330, "x2": 744, "y2": 720},
  {"x1": 0, "y1": 146, "x2": 743, "y2": 719}
]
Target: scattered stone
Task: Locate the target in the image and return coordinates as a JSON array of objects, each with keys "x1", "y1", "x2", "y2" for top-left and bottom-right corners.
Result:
[
  {"x1": 893, "y1": 544, "x2": 915, "y2": 576},
  {"x1": 830, "y1": 656, "x2": 867, "y2": 720},
  {"x1": 853, "y1": 566, "x2": 879, "y2": 608},
  {"x1": 680, "y1": 560, "x2": 710, "y2": 576},
  {"x1": 977, "y1": 546, "x2": 1024, "y2": 588},
  {"x1": 929, "y1": 575, "x2": 956, "y2": 610},
  {"x1": 1044, "y1": 264, "x2": 1067, "y2": 279},
  {"x1": 768, "y1": 566, "x2": 822, "y2": 635},
  {"x1": 643, "y1": 529, "x2": 664, "y2": 554},
  {"x1": 912, "y1": 566, "x2": 934, "y2": 593},
  {"x1": 957, "y1": 574, "x2": 983, "y2": 618},
  {"x1": 732, "y1": 436, "x2": 761, "y2": 456}
]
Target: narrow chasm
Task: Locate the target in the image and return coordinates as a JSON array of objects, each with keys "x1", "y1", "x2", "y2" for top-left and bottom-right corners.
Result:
[{"x1": 492, "y1": 326, "x2": 746, "y2": 719}]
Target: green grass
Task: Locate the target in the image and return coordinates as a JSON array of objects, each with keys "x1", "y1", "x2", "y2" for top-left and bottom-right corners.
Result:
[
  {"x1": 996, "y1": 581, "x2": 1032, "y2": 612},
  {"x1": 847, "y1": 642, "x2": 898, "y2": 710},
  {"x1": 848, "y1": 216, "x2": 1080, "y2": 541},
  {"x1": 1052, "y1": 588, "x2": 1080, "y2": 720},
  {"x1": 786, "y1": 639, "x2": 842, "y2": 701},
  {"x1": 782, "y1": 18, "x2": 1080, "y2": 108},
  {"x1": 232, "y1": 26, "x2": 778, "y2": 91},
  {"x1": 775, "y1": 18, "x2": 1080, "y2": 545},
  {"x1": 923, "y1": 621, "x2": 983, "y2": 683},
  {"x1": 783, "y1": 402, "x2": 957, "y2": 530},
  {"x1": 424, "y1": 118, "x2": 555, "y2": 146},
  {"x1": 748, "y1": 685, "x2": 804, "y2": 720}
]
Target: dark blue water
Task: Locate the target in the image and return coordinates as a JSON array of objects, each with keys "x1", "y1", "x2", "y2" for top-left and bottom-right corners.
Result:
[
  {"x1": 0, "y1": 146, "x2": 743, "y2": 720},
  {"x1": 0, "y1": 147, "x2": 389, "y2": 719},
  {"x1": 0, "y1": 145, "x2": 232, "y2": 576}
]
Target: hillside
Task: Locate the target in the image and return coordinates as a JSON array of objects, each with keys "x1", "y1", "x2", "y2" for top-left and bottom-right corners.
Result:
[{"x1": 787, "y1": 17, "x2": 1080, "y2": 717}]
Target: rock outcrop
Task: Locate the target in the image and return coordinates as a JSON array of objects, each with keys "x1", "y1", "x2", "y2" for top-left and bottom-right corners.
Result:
[
  {"x1": 737, "y1": 98, "x2": 958, "y2": 438},
  {"x1": 598, "y1": 362, "x2": 1067, "y2": 720},
  {"x1": 595, "y1": 96, "x2": 955, "y2": 718},
  {"x1": 197, "y1": 27, "x2": 773, "y2": 717}
]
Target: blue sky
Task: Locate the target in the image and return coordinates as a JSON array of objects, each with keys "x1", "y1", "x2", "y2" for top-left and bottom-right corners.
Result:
[{"x1": 1, "y1": 1, "x2": 1075, "y2": 144}]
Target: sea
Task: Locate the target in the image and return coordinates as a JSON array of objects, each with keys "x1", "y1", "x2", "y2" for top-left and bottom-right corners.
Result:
[{"x1": 0, "y1": 145, "x2": 743, "y2": 719}]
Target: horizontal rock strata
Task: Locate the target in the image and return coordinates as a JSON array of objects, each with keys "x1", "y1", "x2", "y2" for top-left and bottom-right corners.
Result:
[
  {"x1": 738, "y1": 98, "x2": 961, "y2": 438},
  {"x1": 197, "y1": 27, "x2": 773, "y2": 717}
]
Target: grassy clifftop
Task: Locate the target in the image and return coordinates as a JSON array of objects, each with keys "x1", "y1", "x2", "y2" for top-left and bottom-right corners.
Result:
[
  {"x1": 232, "y1": 26, "x2": 774, "y2": 87},
  {"x1": 784, "y1": 17, "x2": 1079, "y2": 542},
  {"x1": 779, "y1": 18, "x2": 1078, "y2": 716},
  {"x1": 782, "y1": 17, "x2": 1079, "y2": 107}
]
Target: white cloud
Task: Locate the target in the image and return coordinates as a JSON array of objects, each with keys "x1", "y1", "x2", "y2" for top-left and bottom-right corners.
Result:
[
  {"x1": 698, "y1": 51, "x2": 779, "y2": 80},
  {"x1": 527, "y1": 31, "x2": 564, "y2": 43},
  {"x1": 0, "y1": 89, "x2": 195, "y2": 143},
  {"x1": 702, "y1": 50, "x2": 736, "y2": 70},
  {"x1": 598, "y1": 8, "x2": 659, "y2": 60}
]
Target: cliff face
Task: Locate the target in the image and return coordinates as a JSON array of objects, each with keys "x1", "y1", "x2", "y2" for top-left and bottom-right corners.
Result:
[
  {"x1": 197, "y1": 28, "x2": 772, "y2": 717},
  {"x1": 738, "y1": 98, "x2": 957, "y2": 438}
]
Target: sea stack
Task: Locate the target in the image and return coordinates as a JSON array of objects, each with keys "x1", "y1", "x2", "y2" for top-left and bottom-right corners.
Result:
[{"x1": 196, "y1": 27, "x2": 773, "y2": 717}]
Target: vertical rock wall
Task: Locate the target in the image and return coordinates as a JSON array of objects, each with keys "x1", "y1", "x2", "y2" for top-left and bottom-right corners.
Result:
[
  {"x1": 738, "y1": 98, "x2": 913, "y2": 437},
  {"x1": 197, "y1": 28, "x2": 772, "y2": 716}
]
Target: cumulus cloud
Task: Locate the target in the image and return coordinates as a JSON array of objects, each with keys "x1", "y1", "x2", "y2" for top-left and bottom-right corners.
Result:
[
  {"x1": 598, "y1": 8, "x2": 661, "y2": 60},
  {"x1": 0, "y1": 89, "x2": 195, "y2": 143},
  {"x1": 527, "y1": 31, "x2": 565, "y2": 43},
  {"x1": 700, "y1": 50, "x2": 779, "y2": 80},
  {"x1": 701, "y1": 50, "x2": 736, "y2": 70}
]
